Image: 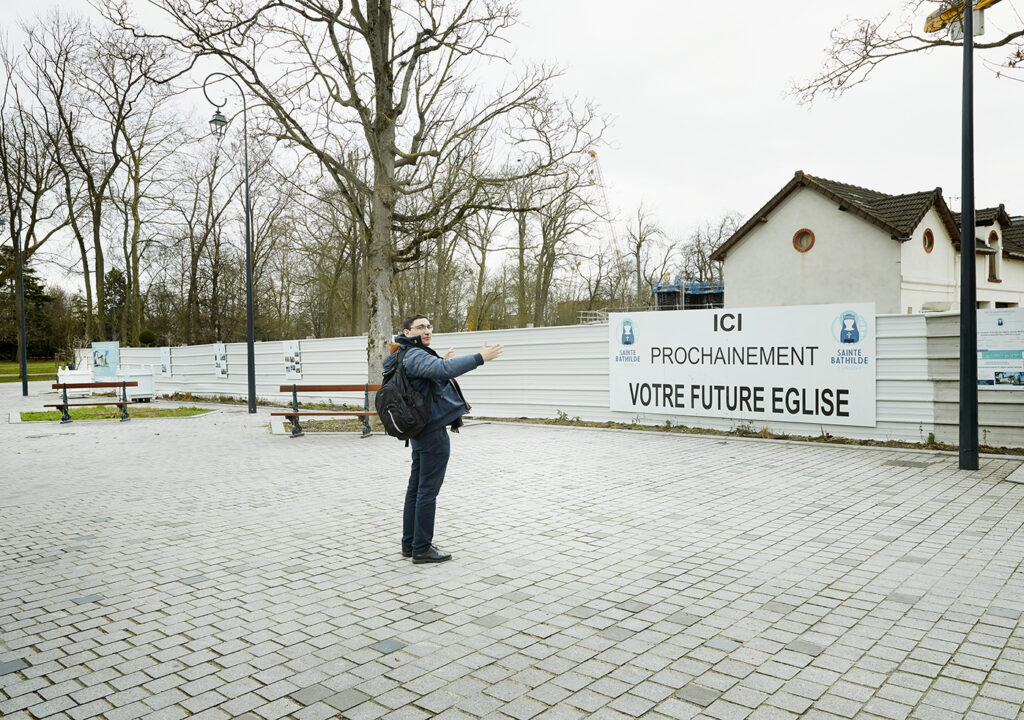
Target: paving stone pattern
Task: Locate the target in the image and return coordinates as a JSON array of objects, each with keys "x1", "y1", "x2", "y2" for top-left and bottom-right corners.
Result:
[{"x1": 2, "y1": 383, "x2": 1024, "y2": 719}]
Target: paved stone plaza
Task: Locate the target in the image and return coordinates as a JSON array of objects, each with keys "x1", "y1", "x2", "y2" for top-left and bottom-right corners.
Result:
[{"x1": 2, "y1": 383, "x2": 1024, "y2": 720}]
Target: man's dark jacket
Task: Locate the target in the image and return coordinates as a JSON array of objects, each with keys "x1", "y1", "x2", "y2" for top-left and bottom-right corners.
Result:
[{"x1": 382, "y1": 334, "x2": 482, "y2": 434}]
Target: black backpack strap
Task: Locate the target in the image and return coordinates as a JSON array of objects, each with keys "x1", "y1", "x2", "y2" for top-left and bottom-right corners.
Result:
[
  {"x1": 383, "y1": 346, "x2": 408, "y2": 384},
  {"x1": 397, "y1": 346, "x2": 439, "y2": 401}
]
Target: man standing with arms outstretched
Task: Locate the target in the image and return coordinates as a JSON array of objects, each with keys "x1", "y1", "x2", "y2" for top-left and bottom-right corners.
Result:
[{"x1": 383, "y1": 315, "x2": 504, "y2": 564}]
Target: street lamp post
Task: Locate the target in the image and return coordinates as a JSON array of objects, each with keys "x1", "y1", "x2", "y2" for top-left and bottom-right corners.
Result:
[
  {"x1": 0, "y1": 215, "x2": 28, "y2": 397},
  {"x1": 203, "y1": 73, "x2": 257, "y2": 414},
  {"x1": 958, "y1": 7, "x2": 979, "y2": 470}
]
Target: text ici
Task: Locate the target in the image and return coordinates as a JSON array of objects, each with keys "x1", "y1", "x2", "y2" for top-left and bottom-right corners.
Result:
[{"x1": 713, "y1": 313, "x2": 742, "y2": 332}]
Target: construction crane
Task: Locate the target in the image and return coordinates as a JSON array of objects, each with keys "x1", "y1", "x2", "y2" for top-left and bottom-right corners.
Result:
[{"x1": 586, "y1": 149, "x2": 624, "y2": 260}]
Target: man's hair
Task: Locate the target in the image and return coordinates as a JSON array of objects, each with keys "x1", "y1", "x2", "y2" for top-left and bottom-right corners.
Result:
[{"x1": 403, "y1": 314, "x2": 428, "y2": 330}]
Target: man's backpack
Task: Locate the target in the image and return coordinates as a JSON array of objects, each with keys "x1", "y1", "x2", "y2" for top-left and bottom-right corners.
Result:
[{"x1": 375, "y1": 347, "x2": 431, "y2": 441}]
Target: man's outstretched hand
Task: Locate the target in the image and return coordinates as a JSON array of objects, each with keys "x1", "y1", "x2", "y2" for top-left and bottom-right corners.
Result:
[{"x1": 480, "y1": 342, "x2": 504, "y2": 362}]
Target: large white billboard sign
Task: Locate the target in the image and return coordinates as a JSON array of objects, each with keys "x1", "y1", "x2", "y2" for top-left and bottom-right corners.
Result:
[{"x1": 609, "y1": 303, "x2": 876, "y2": 427}]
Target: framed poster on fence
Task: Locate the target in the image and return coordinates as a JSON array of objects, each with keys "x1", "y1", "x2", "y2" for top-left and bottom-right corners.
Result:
[
  {"x1": 160, "y1": 346, "x2": 172, "y2": 377},
  {"x1": 91, "y1": 341, "x2": 120, "y2": 379},
  {"x1": 214, "y1": 342, "x2": 228, "y2": 378},
  {"x1": 282, "y1": 340, "x2": 302, "y2": 380},
  {"x1": 978, "y1": 307, "x2": 1024, "y2": 389}
]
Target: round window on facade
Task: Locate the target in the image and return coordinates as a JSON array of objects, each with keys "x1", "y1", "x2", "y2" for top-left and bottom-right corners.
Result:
[
  {"x1": 923, "y1": 229, "x2": 934, "y2": 253},
  {"x1": 793, "y1": 228, "x2": 815, "y2": 252}
]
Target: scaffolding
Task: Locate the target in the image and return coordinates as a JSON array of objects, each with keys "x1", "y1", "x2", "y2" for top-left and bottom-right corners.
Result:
[{"x1": 651, "y1": 277, "x2": 725, "y2": 310}]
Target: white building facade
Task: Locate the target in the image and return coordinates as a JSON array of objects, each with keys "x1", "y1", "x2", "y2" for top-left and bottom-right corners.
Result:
[{"x1": 712, "y1": 171, "x2": 1024, "y2": 313}]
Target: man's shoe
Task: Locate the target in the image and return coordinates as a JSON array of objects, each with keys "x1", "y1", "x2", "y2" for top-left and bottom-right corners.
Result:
[
  {"x1": 401, "y1": 546, "x2": 412, "y2": 558},
  {"x1": 412, "y1": 546, "x2": 452, "y2": 564}
]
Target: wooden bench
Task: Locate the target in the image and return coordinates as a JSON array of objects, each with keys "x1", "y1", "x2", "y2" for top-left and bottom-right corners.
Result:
[
  {"x1": 271, "y1": 384, "x2": 382, "y2": 438},
  {"x1": 46, "y1": 381, "x2": 139, "y2": 424}
]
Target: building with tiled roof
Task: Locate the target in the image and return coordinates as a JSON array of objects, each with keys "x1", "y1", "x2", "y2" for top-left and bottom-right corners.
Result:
[{"x1": 710, "y1": 171, "x2": 1024, "y2": 313}]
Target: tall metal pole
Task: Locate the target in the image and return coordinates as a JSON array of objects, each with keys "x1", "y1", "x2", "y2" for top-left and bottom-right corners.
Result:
[
  {"x1": 240, "y1": 91, "x2": 256, "y2": 414},
  {"x1": 203, "y1": 73, "x2": 257, "y2": 414},
  {"x1": 958, "y1": 4, "x2": 979, "y2": 470},
  {"x1": 15, "y1": 224, "x2": 28, "y2": 397}
]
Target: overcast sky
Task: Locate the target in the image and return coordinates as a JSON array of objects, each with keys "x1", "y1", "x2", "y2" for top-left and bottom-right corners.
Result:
[
  {"x1": 3, "y1": 0, "x2": 1022, "y2": 249},
  {"x1": 511, "y1": 0, "x2": 1024, "y2": 240}
]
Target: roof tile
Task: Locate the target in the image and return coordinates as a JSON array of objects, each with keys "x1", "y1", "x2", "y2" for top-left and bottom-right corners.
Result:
[
  {"x1": 1003, "y1": 224, "x2": 1024, "y2": 258},
  {"x1": 805, "y1": 174, "x2": 936, "y2": 236}
]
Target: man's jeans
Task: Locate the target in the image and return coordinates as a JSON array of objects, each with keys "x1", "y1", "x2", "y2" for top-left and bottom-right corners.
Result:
[{"x1": 403, "y1": 427, "x2": 451, "y2": 555}]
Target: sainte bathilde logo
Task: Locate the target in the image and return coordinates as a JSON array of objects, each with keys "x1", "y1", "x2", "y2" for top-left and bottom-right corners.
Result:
[
  {"x1": 620, "y1": 318, "x2": 636, "y2": 346},
  {"x1": 832, "y1": 311, "x2": 866, "y2": 345}
]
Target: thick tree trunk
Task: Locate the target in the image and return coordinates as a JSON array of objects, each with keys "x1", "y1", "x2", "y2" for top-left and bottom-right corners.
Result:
[
  {"x1": 365, "y1": 2, "x2": 398, "y2": 384},
  {"x1": 366, "y1": 147, "x2": 396, "y2": 385},
  {"x1": 366, "y1": 234, "x2": 392, "y2": 383}
]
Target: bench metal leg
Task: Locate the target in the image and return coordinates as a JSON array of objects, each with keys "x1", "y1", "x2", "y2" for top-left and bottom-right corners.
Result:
[
  {"x1": 59, "y1": 385, "x2": 71, "y2": 423},
  {"x1": 360, "y1": 385, "x2": 372, "y2": 438},
  {"x1": 120, "y1": 382, "x2": 130, "y2": 421},
  {"x1": 288, "y1": 384, "x2": 304, "y2": 437}
]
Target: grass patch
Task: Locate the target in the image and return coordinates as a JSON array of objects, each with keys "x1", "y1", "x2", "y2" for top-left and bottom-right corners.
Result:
[
  {"x1": 163, "y1": 391, "x2": 363, "y2": 411},
  {"x1": 0, "y1": 374, "x2": 55, "y2": 383},
  {"x1": 283, "y1": 418, "x2": 368, "y2": 433},
  {"x1": 472, "y1": 415, "x2": 1024, "y2": 457},
  {"x1": 21, "y1": 405, "x2": 215, "y2": 422},
  {"x1": 0, "y1": 360, "x2": 58, "y2": 383},
  {"x1": 163, "y1": 391, "x2": 275, "y2": 407}
]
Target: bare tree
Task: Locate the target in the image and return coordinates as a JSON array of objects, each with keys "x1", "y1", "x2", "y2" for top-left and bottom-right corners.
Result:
[
  {"x1": 25, "y1": 11, "x2": 166, "y2": 340},
  {"x1": 570, "y1": 248, "x2": 616, "y2": 311},
  {"x1": 531, "y1": 163, "x2": 603, "y2": 325},
  {"x1": 104, "y1": 0, "x2": 602, "y2": 379},
  {"x1": 112, "y1": 85, "x2": 183, "y2": 344},
  {"x1": 624, "y1": 204, "x2": 665, "y2": 304},
  {"x1": 681, "y1": 213, "x2": 738, "y2": 284},
  {"x1": 794, "y1": 1, "x2": 1024, "y2": 103},
  {"x1": 161, "y1": 146, "x2": 241, "y2": 344},
  {"x1": 287, "y1": 184, "x2": 364, "y2": 337},
  {"x1": 460, "y1": 205, "x2": 507, "y2": 331},
  {"x1": 0, "y1": 41, "x2": 69, "y2": 288},
  {"x1": 501, "y1": 171, "x2": 538, "y2": 327}
]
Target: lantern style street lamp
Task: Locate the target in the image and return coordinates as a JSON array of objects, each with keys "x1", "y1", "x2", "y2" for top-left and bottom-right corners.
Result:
[{"x1": 203, "y1": 73, "x2": 257, "y2": 414}]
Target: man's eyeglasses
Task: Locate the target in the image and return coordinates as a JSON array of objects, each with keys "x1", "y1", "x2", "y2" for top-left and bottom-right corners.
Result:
[{"x1": 410, "y1": 323, "x2": 433, "y2": 331}]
